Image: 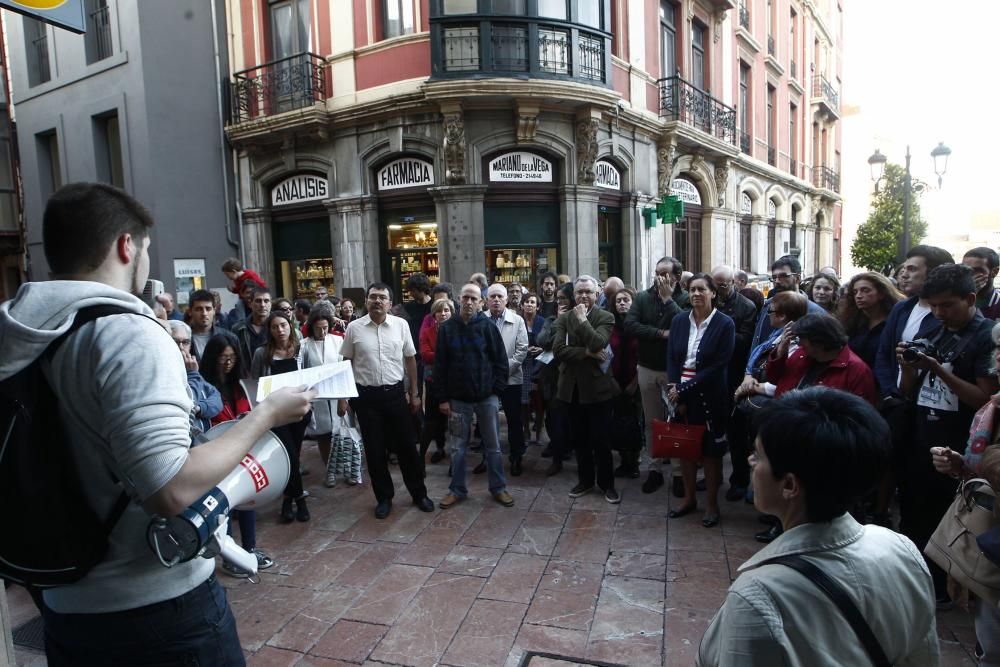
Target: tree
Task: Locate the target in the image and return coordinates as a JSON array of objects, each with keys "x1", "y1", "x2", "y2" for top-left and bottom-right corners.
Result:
[{"x1": 850, "y1": 163, "x2": 928, "y2": 273}]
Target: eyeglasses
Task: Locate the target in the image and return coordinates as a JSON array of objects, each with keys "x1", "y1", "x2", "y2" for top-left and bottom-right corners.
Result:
[
  {"x1": 277, "y1": 306, "x2": 293, "y2": 312},
  {"x1": 218, "y1": 355, "x2": 236, "y2": 364},
  {"x1": 174, "y1": 339, "x2": 191, "y2": 346},
  {"x1": 771, "y1": 272, "x2": 798, "y2": 281},
  {"x1": 367, "y1": 294, "x2": 390, "y2": 302}
]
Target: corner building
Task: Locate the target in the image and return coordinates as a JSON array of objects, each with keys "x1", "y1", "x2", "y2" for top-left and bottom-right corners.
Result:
[{"x1": 225, "y1": 0, "x2": 843, "y2": 298}]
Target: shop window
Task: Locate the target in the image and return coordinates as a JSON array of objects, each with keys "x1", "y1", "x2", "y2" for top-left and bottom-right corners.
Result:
[
  {"x1": 484, "y1": 203, "x2": 560, "y2": 287},
  {"x1": 273, "y1": 217, "x2": 334, "y2": 300},
  {"x1": 384, "y1": 209, "x2": 440, "y2": 297},
  {"x1": 597, "y1": 206, "x2": 621, "y2": 280}
]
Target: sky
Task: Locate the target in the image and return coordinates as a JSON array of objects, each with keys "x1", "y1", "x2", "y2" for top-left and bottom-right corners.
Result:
[{"x1": 839, "y1": 0, "x2": 1000, "y2": 272}]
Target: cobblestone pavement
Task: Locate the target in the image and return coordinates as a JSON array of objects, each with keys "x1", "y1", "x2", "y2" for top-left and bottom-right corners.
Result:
[{"x1": 11, "y1": 437, "x2": 981, "y2": 666}]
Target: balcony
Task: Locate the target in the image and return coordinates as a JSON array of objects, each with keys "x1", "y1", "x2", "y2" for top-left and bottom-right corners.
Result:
[
  {"x1": 430, "y1": 16, "x2": 610, "y2": 86},
  {"x1": 767, "y1": 145, "x2": 776, "y2": 167},
  {"x1": 230, "y1": 53, "x2": 327, "y2": 124},
  {"x1": 811, "y1": 74, "x2": 840, "y2": 119},
  {"x1": 739, "y1": 131, "x2": 751, "y2": 155},
  {"x1": 658, "y1": 76, "x2": 737, "y2": 146},
  {"x1": 812, "y1": 166, "x2": 840, "y2": 193},
  {"x1": 739, "y1": 2, "x2": 750, "y2": 30}
]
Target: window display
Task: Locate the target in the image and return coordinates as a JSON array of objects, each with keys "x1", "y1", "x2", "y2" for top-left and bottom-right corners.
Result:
[
  {"x1": 280, "y1": 258, "x2": 334, "y2": 300},
  {"x1": 385, "y1": 219, "x2": 440, "y2": 297},
  {"x1": 486, "y1": 247, "x2": 557, "y2": 288}
]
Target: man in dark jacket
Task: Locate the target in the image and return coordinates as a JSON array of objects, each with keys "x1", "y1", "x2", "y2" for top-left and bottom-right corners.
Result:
[
  {"x1": 434, "y1": 283, "x2": 514, "y2": 509},
  {"x1": 625, "y1": 256, "x2": 685, "y2": 495},
  {"x1": 711, "y1": 265, "x2": 758, "y2": 500}
]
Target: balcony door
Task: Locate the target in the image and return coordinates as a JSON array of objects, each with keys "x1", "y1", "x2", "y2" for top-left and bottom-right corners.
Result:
[{"x1": 269, "y1": 0, "x2": 312, "y2": 113}]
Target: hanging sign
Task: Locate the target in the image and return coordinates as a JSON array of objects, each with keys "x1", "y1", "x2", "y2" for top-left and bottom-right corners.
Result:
[
  {"x1": 271, "y1": 174, "x2": 329, "y2": 206},
  {"x1": 173, "y1": 258, "x2": 206, "y2": 305},
  {"x1": 488, "y1": 152, "x2": 553, "y2": 182},
  {"x1": 594, "y1": 160, "x2": 621, "y2": 190},
  {"x1": 671, "y1": 178, "x2": 701, "y2": 205},
  {"x1": 377, "y1": 158, "x2": 434, "y2": 191},
  {"x1": 1, "y1": 0, "x2": 86, "y2": 33}
]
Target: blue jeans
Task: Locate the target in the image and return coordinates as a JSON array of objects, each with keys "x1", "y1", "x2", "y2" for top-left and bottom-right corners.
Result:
[
  {"x1": 42, "y1": 574, "x2": 244, "y2": 666},
  {"x1": 449, "y1": 395, "x2": 507, "y2": 497}
]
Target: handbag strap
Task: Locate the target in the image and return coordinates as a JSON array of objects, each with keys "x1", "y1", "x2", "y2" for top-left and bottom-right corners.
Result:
[{"x1": 768, "y1": 555, "x2": 891, "y2": 667}]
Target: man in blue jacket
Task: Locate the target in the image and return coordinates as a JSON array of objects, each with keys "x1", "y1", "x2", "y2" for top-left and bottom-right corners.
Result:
[{"x1": 434, "y1": 283, "x2": 514, "y2": 509}]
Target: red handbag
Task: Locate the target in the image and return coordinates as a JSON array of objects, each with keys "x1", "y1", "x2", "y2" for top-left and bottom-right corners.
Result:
[{"x1": 651, "y1": 418, "x2": 706, "y2": 461}]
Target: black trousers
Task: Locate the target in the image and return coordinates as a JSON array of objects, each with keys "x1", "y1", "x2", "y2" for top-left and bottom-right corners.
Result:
[
  {"x1": 273, "y1": 413, "x2": 308, "y2": 499},
  {"x1": 499, "y1": 384, "x2": 526, "y2": 461},
  {"x1": 569, "y1": 398, "x2": 614, "y2": 491},
  {"x1": 350, "y1": 383, "x2": 428, "y2": 503},
  {"x1": 727, "y1": 409, "x2": 751, "y2": 489},
  {"x1": 545, "y1": 398, "x2": 570, "y2": 461},
  {"x1": 420, "y1": 381, "x2": 447, "y2": 456}
]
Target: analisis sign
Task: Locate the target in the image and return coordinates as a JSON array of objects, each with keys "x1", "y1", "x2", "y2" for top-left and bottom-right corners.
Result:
[
  {"x1": 271, "y1": 174, "x2": 329, "y2": 206},
  {"x1": 1, "y1": 0, "x2": 86, "y2": 34}
]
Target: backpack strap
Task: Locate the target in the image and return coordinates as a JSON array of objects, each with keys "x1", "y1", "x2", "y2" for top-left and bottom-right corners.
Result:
[
  {"x1": 769, "y1": 555, "x2": 891, "y2": 667},
  {"x1": 44, "y1": 304, "x2": 151, "y2": 535}
]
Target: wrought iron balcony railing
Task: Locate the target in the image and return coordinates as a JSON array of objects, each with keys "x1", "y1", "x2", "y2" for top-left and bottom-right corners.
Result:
[
  {"x1": 739, "y1": 131, "x2": 751, "y2": 155},
  {"x1": 230, "y1": 53, "x2": 327, "y2": 124},
  {"x1": 767, "y1": 35, "x2": 775, "y2": 56},
  {"x1": 32, "y1": 34, "x2": 50, "y2": 84},
  {"x1": 767, "y1": 145, "x2": 776, "y2": 166},
  {"x1": 812, "y1": 166, "x2": 840, "y2": 192},
  {"x1": 89, "y1": 4, "x2": 113, "y2": 61},
  {"x1": 739, "y1": 2, "x2": 750, "y2": 30},
  {"x1": 812, "y1": 74, "x2": 839, "y2": 111},
  {"x1": 658, "y1": 76, "x2": 737, "y2": 146}
]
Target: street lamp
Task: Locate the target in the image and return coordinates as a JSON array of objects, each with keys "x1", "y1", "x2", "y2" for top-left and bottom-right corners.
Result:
[{"x1": 867, "y1": 142, "x2": 951, "y2": 263}]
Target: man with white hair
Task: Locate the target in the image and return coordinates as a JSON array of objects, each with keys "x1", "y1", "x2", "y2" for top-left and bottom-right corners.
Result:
[
  {"x1": 486, "y1": 283, "x2": 530, "y2": 475},
  {"x1": 166, "y1": 320, "x2": 222, "y2": 435},
  {"x1": 553, "y1": 275, "x2": 621, "y2": 503}
]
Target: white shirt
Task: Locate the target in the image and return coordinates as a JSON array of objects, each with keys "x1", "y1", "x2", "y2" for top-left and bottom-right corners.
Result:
[
  {"x1": 897, "y1": 301, "x2": 932, "y2": 388},
  {"x1": 684, "y1": 308, "x2": 718, "y2": 371},
  {"x1": 340, "y1": 313, "x2": 415, "y2": 387}
]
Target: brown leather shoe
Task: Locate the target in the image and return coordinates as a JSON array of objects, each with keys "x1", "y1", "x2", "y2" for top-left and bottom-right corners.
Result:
[
  {"x1": 438, "y1": 493, "x2": 462, "y2": 509},
  {"x1": 493, "y1": 491, "x2": 515, "y2": 507}
]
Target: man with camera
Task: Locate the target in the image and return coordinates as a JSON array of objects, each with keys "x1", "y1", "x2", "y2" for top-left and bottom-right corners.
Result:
[{"x1": 896, "y1": 263, "x2": 998, "y2": 608}]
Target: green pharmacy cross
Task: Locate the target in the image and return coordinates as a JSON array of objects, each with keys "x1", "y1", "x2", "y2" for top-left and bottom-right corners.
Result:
[{"x1": 643, "y1": 195, "x2": 684, "y2": 228}]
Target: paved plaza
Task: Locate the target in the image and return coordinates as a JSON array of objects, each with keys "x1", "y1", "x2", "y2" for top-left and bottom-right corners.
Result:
[{"x1": 10, "y1": 437, "x2": 982, "y2": 666}]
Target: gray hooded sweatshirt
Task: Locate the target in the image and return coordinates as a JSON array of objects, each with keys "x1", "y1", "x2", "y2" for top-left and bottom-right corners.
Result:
[{"x1": 0, "y1": 280, "x2": 212, "y2": 613}]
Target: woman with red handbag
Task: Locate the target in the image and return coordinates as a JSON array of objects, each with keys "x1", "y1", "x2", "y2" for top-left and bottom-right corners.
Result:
[{"x1": 666, "y1": 273, "x2": 735, "y2": 527}]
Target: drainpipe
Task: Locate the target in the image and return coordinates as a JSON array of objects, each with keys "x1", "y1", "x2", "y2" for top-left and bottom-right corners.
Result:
[{"x1": 210, "y1": 0, "x2": 239, "y2": 252}]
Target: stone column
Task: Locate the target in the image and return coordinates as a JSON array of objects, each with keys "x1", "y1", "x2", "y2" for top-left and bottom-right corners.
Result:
[
  {"x1": 560, "y1": 185, "x2": 602, "y2": 279},
  {"x1": 775, "y1": 220, "x2": 793, "y2": 260},
  {"x1": 634, "y1": 192, "x2": 662, "y2": 288},
  {"x1": 706, "y1": 207, "x2": 737, "y2": 270},
  {"x1": 328, "y1": 195, "x2": 379, "y2": 292},
  {"x1": 427, "y1": 185, "x2": 488, "y2": 285},
  {"x1": 818, "y1": 224, "x2": 835, "y2": 270},
  {"x1": 751, "y1": 214, "x2": 769, "y2": 274},
  {"x1": 242, "y1": 208, "x2": 274, "y2": 288}
]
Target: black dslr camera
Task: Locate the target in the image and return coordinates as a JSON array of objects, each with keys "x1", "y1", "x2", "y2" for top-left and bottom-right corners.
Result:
[{"x1": 901, "y1": 338, "x2": 939, "y2": 364}]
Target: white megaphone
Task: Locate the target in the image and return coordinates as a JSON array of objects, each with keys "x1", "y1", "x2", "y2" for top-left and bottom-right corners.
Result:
[{"x1": 147, "y1": 421, "x2": 289, "y2": 579}]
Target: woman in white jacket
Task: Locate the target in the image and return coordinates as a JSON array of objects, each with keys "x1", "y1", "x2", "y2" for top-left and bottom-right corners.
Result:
[{"x1": 298, "y1": 303, "x2": 344, "y2": 487}]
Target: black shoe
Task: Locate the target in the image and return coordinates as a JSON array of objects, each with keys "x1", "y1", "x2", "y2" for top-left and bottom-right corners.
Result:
[
  {"x1": 755, "y1": 524, "x2": 782, "y2": 543},
  {"x1": 668, "y1": 503, "x2": 697, "y2": 519},
  {"x1": 641, "y1": 470, "x2": 664, "y2": 494},
  {"x1": 725, "y1": 485, "x2": 747, "y2": 502},
  {"x1": 280, "y1": 497, "x2": 294, "y2": 523},
  {"x1": 568, "y1": 483, "x2": 594, "y2": 498},
  {"x1": 510, "y1": 458, "x2": 523, "y2": 477},
  {"x1": 545, "y1": 460, "x2": 562, "y2": 477},
  {"x1": 695, "y1": 478, "x2": 706, "y2": 492},
  {"x1": 375, "y1": 499, "x2": 392, "y2": 520},
  {"x1": 473, "y1": 460, "x2": 487, "y2": 474},
  {"x1": 413, "y1": 497, "x2": 435, "y2": 513},
  {"x1": 430, "y1": 450, "x2": 445, "y2": 464},
  {"x1": 295, "y1": 496, "x2": 310, "y2": 522},
  {"x1": 540, "y1": 446, "x2": 553, "y2": 458},
  {"x1": 671, "y1": 476, "x2": 685, "y2": 498},
  {"x1": 758, "y1": 514, "x2": 779, "y2": 525}
]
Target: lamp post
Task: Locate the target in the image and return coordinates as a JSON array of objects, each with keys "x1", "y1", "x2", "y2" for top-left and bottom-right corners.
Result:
[{"x1": 868, "y1": 142, "x2": 951, "y2": 264}]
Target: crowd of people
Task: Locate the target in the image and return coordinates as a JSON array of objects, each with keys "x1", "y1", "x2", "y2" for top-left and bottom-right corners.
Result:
[{"x1": 13, "y1": 182, "x2": 1000, "y2": 665}]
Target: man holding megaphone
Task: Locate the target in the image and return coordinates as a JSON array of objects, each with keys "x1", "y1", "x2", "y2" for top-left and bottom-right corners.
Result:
[{"x1": 0, "y1": 183, "x2": 315, "y2": 666}]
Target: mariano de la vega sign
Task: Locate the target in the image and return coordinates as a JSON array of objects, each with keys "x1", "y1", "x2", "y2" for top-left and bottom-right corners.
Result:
[{"x1": 489, "y1": 152, "x2": 553, "y2": 182}]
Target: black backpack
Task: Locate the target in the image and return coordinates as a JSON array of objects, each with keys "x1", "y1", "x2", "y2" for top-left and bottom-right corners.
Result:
[{"x1": 0, "y1": 304, "x2": 136, "y2": 588}]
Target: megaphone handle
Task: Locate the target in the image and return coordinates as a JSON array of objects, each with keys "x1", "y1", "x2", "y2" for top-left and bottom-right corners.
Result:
[{"x1": 215, "y1": 532, "x2": 259, "y2": 576}]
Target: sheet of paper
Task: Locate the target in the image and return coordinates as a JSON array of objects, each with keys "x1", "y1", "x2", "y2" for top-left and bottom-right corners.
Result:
[
  {"x1": 536, "y1": 350, "x2": 555, "y2": 365},
  {"x1": 255, "y1": 361, "x2": 358, "y2": 402}
]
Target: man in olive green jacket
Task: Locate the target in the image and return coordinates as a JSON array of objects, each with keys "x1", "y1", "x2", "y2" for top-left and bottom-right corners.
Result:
[
  {"x1": 553, "y1": 275, "x2": 621, "y2": 504},
  {"x1": 624, "y1": 256, "x2": 688, "y2": 495}
]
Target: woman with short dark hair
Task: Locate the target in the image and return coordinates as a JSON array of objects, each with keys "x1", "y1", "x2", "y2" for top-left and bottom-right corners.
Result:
[{"x1": 698, "y1": 387, "x2": 939, "y2": 666}]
